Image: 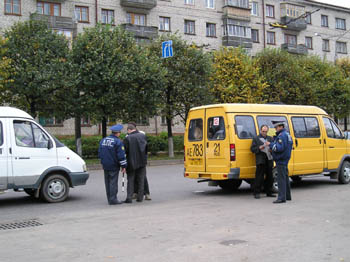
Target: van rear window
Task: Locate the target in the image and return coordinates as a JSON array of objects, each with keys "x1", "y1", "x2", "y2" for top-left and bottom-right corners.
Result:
[
  {"x1": 208, "y1": 117, "x2": 225, "y2": 140},
  {"x1": 188, "y1": 119, "x2": 203, "y2": 141},
  {"x1": 235, "y1": 116, "x2": 256, "y2": 139}
]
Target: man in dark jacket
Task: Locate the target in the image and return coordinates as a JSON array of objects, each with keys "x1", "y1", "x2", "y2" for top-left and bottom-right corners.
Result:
[
  {"x1": 251, "y1": 125, "x2": 275, "y2": 199},
  {"x1": 123, "y1": 123, "x2": 148, "y2": 203},
  {"x1": 98, "y1": 124, "x2": 127, "y2": 205},
  {"x1": 269, "y1": 121, "x2": 293, "y2": 204}
]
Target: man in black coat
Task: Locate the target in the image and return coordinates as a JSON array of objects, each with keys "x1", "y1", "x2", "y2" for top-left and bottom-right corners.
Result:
[
  {"x1": 123, "y1": 123, "x2": 148, "y2": 203},
  {"x1": 250, "y1": 125, "x2": 275, "y2": 199}
]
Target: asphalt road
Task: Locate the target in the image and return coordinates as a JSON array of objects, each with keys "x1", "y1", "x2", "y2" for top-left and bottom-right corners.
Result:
[{"x1": 0, "y1": 165, "x2": 349, "y2": 262}]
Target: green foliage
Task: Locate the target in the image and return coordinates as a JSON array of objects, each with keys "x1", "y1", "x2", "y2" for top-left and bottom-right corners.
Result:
[
  {"x1": 2, "y1": 20, "x2": 70, "y2": 117},
  {"x1": 211, "y1": 47, "x2": 268, "y2": 103},
  {"x1": 336, "y1": 58, "x2": 350, "y2": 79},
  {"x1": 0, "y1": 37, "x2": 12, "y2": 104}
]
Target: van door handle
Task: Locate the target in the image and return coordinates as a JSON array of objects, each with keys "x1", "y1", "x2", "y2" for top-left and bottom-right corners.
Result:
[
  {"x1": 207, "y1": 142, "x2": 209, "y2": 148},
  {"x1": 9, "y1": 147, "x2": 12, "y2": 154},
  {"x1": 295, "y1": 139, "x2": 298, "y2": 147},
  {"x1": 329, "y1": 146, "x2": 334, "y2": 149},
  {"x1": 18, "y1": 157, "x2": 30, "y2": 160},
  {"x1": 324, "y1": 139, "x2": 326, "y2": 144},
  {"x1": 319, "y1": 139, "x2": 322, "y2": 144}
]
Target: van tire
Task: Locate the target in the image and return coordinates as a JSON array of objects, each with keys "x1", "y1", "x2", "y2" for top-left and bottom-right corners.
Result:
[
  {"x1": 338, "y1": 161, "x2": 350, "y2": 184},
  {"x1": 24, "y1": 189, "x2": 36, "y2": 197},
  {"x1": 40, "y1": 174, "x2": 70, "y2": 203},
  {"x1": 291, "y1": 176, "x2": 302, "y2": 183},
  {"x1": 218, "y1": 180, "x2": 242, "y2": 191}
]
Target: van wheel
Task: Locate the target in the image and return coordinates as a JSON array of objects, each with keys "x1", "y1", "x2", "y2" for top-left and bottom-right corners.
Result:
[
  {"x1": 24, "y1": 189, "x2": 36, "y2": 197},
  {"x1": 272, "y1": 168, "x2": 279, "y2": 193},
  {"x1": 40, "y1": 174, "x2": 69, "y2": 203},
  {"x1": 218, "y1": 180, "x2": 242, "y2": 191},
  {"x1": 338, "y1": 161, "x2": 350, "y2": 184},
  {"x1": 291, "y1": 176, "x2": 302, "y2": 183}
]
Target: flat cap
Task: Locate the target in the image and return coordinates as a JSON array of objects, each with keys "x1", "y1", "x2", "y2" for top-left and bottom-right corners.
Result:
[
  {"x1": 110, "y1": 124, "x2": 123, "y2": 132},
  {"x1": 271, "y1": 120, "x2": 285, "y2": 127}
]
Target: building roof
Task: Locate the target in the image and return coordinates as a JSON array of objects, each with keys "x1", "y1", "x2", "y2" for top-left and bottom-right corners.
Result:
[{"x1": 0, "y1": 107, "x2": 33, "y2": 119}]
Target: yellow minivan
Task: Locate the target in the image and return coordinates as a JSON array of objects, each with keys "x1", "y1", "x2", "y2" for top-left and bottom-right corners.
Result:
[{"x1": 184, "y1": 103, "x2": 350, "y2": 191}]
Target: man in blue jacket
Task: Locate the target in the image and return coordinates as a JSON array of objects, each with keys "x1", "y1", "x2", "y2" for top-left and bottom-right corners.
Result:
[
  {"x1": 269, "y1": 121, "x2": 293, "y2": 204},
  {"x1": 98, "y1": 124, "x2": 127, "y2": 205}
]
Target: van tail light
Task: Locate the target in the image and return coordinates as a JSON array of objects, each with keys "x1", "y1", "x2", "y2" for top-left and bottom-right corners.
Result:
[
  {"x1": 230, "y1": 144, "x2": 236, "y2": 161},
  {"x1": 184, "y1": 146, "x2": 186, "y2": 162}
]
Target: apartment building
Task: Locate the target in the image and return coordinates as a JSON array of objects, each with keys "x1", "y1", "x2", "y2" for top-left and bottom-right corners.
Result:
[{"x1": 1, "y1": 0, "x2": 350, "y2": 135}]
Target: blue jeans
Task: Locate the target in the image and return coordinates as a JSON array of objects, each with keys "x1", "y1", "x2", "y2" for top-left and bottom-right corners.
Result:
[{"x1": 276, "y1": 164, "x2": 291, "y2": 201}]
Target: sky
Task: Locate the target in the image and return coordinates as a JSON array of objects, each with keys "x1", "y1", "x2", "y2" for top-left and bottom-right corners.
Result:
[{"x1": 315, "y1": 0, "x2": 350, "y2": 8}]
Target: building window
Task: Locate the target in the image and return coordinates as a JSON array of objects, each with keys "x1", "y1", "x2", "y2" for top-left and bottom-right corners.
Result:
[
  {"x1": 251, "y1": 2, "x2": 259, "y2": 16},
  {"x1": 185, "y1": 0, "x2": 194, "y2": 5},
  {"x1": 37, "y1": 2, "x2": 60, "y2": 16},
  {"x1": 127, "y1": 13, "x2": 146, "y2": 26},
  {"x1": 281, "y1": 3, "x2": 305, "y2": 18},
  {"x1": 74, "y1": 6, "x2": 89, "y2": 23},
  {"x1": 266, "y1": 5, "x2": 274, "y2": 18},
  {"x1": 336, "y1": 18, "x2": 346, "y2": 30},
  {"x1": 305, "y1": 37, "x2": 312, "y2": 49},
  {"x1": 55, "y1": 29, "x2": 73, "y2": 43},
  {"x1": 321, "y1": 15, "x2": 328, "y2": 27},
  {"x1": 225, "y1": 0, "x2": 249, "y2": 9},
  {"x1": 5, "y1": 0, "x2": 20, "y2": 15},
  {"x1": 206, "y1": 0, "x2": 214, "y2": 8},
  {"x1": 266, "y1": 31, "x2": 275, "y2": 45},
  {"x1": 223, "y1": 19, "x2": 251, "y2": 38},
  {"x1": 101, "y1": 9, "x2": 114, "y2": 24},
  {"x1": 81, "y1": 116, "x2": 90, "y2": 126},
  {"x1": 39, "y1": 117, "x2": 63, "y2": 126},
  {"x1": 251, "y1": 29, "x2": 259, "y2": 43},
  {"x1": 305, "y1": 12, "x2": 311, "y2": 24},
  {"x1": 159, "y1": 17, "x2": 170, "y2": 31},
  {"x1": 206, "y1": 23, "x2": 216, "y2": 37},
  {"x1": 336, "y1": 41, "x2": 347, "y2": 54},
  {"x1": 285, "y1": 34, "x2": 297, "y2": 46},
  {"x1": 184, "y1": 20, "x2": 195, "y2": 35},
  {"x1": 322, "y1": 39, "x2": 330, "y2": 52}
]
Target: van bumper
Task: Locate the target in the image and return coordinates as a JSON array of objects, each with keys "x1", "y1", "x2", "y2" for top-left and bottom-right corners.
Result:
[
  {"x1": 69, "y1": 172, "x2": 89, "y2": 186},
  {"x1": 228, "y1": 168, "x2": 240, "y2": 179},
  {"x1": 184, "y1": 168, "x2": 240, "y2": 180}
]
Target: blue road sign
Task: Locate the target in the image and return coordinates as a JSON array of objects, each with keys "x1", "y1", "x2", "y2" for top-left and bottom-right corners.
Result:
[{"x1": 162, "y1": 40, "x2": 173, "y2": 58}]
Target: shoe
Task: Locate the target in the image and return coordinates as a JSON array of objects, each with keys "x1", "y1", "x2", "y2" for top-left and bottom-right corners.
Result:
[
  {"x1": 273, "y1": 200, "x2": 286, "y2": 204},
  {"x1": 124, "y1": 199, "x2": 132, "y2": 204},
  {"x1": 109, "y1": 200, "x2": 122, "y2": 205},
  {"x1": 136, "y1": 199, "x2": 143, "y2": 202},
  {"x1": 132, "y1": 193, "x2": 137, "y2": 200},
  {"x1": 287, "y1": 198, "x2": 292, "y2": 201},
  {"x1": 266, "y1": 193, "x2": 276, "y2": 197},
  {"x1": 254, "y1": 194, "x2": 260, "y2": 199},
  {"x1": 145, "y1": 194, "x2": 152, "y2": 201}
]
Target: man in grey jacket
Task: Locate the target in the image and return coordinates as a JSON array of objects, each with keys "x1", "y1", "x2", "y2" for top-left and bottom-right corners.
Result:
[
  {"x1": 123, "y1": 123, "x2": 148, "y2": 203},
  {"x1": 250, "y1": 125, "x2": 275, "y2": 199}
]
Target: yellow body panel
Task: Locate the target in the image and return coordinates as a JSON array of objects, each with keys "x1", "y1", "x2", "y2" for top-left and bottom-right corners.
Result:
[{"x1": 184, "y1": 103, "x2": 348, "y2": 181}]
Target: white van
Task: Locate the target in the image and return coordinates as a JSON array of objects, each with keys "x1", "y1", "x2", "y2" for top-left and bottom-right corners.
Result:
[{"x1": 0, "y1": 107, "x2": 89, "y2": 203}]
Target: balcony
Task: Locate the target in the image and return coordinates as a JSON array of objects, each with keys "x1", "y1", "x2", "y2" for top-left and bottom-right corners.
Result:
[
  {"x1": 121, "y1": 24, "x2": 158, "y2": 40},
  {"x1": 120, "y1": 0, "x2": 157, "y2": 10},
  {"x1": 30, "y1": 13, "x2": 77, "y2": 31},
  {"x1": 222, "y1": 36, "x2": 252, "y2": 48},
  {"x1": 281, "y1": 43, "x2": 308, "y2": 55},
  {"x1": 222, "y1": 0, "x2": 250, "y2": 22},
  {"x1": 280, "y1": 16, "x2": 307, "y2": 31}
]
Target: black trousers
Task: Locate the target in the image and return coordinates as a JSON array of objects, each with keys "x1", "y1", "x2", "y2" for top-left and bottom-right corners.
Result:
[
  {"x1": 254, "y1": 159, "x2": 274, "y2": 195},
  {"x1": 134, "y1": 172, "x2": 150, "y2": 195},
  {"x1": 276, "y1": 164, "x2": 291, "y2": 201},
  {"x1": 127, "y1": 167, "x2": 146, "y2": 201},
  {"x1": 104, "y1": 170, "x2": 119, "y2": 204}
]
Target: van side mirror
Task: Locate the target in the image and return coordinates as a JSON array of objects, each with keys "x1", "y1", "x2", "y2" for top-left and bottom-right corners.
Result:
[{"x1": 47, "y1": 139, "x2": 53, "y2": 149}]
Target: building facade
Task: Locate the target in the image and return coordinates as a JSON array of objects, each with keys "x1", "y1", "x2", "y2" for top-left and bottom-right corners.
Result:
[{"x1": 1, "y1": 0, "x2": 350, "y2": 135}]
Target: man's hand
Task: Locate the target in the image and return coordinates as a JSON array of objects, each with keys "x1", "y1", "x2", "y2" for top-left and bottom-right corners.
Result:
[
  {"x1": 121, "y1": 168, "x2": 126, "y2": 174},
  {"x1": 259, "y1": 145, "x2": 265, "y2": 150}
]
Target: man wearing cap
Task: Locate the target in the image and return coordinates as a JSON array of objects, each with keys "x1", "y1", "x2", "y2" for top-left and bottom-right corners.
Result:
[
  {"x1": 98, "y1": 124, "x2": 127, "y2": 205},
  {"x1": 250, "y1": 125, "x2": 275, "y2": 199},
  {"x1": 123, "y1": 123, "x2": 148, "y2": 203},
  {"x1": 269, "y1": 121, "x2": 293, "y2": 204}
]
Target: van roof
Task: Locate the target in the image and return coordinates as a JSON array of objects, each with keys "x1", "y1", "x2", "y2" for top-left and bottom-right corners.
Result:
[
  {"x1": 190, "y1": 103, "x2": 327, "y2": 115},
  {"x1": 0, "y1": 107, "x2": 34, "y2": 119}
]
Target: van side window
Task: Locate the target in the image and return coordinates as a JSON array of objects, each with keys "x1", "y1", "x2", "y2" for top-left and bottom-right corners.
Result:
[
  {"x1": 292, "y1": 117, "x2": 320, "y2": 138},
  {"x1": 235, "y1": 116, "x2": 256, "y2": 139},
  {"x1": 14, "y1": 121, "x2": 50, "y2": 148},
  {"x1": 0, "y1": 121, "x2": 3, "y2": 146},
  {"x1": 323, "y1": 117, "x2": 342, "y2": 139},
  {"x1": 257, "y1": 116, "x2": 289, "y2": 134},
  {"x1": 188, "y1": 119, "x2": 203, "y2": 141},
  {"x1": 208, "y1": 117, "x2": 225, "y2": 140}
]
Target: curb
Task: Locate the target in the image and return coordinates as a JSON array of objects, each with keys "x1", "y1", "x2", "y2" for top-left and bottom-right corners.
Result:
[{"x1": 87, "y1": 159, "x2": 184, "y2": 171}]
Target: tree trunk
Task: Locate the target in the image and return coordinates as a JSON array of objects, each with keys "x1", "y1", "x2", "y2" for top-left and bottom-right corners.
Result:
[
  {"x1": 74, "y1": 116, "x2": 82, "y2": 157},
  {"x1": 167, "y1": 116, "x2": 174, "y2": 158},
  {"x1": 102, "y1": 116, "x2": 107, "y2": 138},
  {"x1": 344, "y1": 117, "x2": 348, "y2": 131}
]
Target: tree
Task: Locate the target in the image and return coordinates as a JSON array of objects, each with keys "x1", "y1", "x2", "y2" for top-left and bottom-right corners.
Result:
[
  {"x1": 0, "y1": 37, "x2": 13, "y2": 104},
  {"x1": 149, "y1": 33, "x2": 213, "y2": 157},
  {"x1": 210, "y1": 47, "x2": 268, "y2": 103},
  {"x1": 71, "y1": 24, "x2": 161, "y2": 139},
  {"x1": 2, "y1": 20, "x2": 70, "y2": 117}
]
